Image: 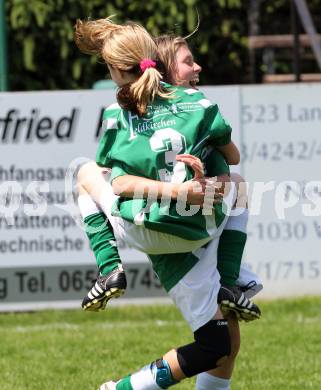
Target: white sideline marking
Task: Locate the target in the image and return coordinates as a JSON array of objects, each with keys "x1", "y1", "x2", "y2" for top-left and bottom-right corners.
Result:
[
  {"x1": 296, "y1": 314, "x2": 319, "y2": 324},
  {"x1": 3, "y1": 320, "x2": 185, "y2": 333},
  {"x1": 13, "y1": 323, "x2": 78, "y2": 332},
  {"x1": 0, "y1": 297, "x2": 172, "y2": 313}
]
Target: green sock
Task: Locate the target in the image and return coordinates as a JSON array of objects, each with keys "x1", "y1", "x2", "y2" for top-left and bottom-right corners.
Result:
[
  {"x1": 116, "y1": 376, "x2": 133, "y2": 390},
  {"x1": 84, "y1": 212, "x2": 121, "y2": 275},
  {"x1": 217, "y1": 229, "x2": 247, "y2": 287}
]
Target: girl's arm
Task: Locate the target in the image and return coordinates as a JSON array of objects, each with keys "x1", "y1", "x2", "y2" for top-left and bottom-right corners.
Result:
[
  {"x1": 112, "y1": 154, "x2": 226, "y2": 206},
  {"x1": 112, "y1": 174, "x2": 179, "y2": 200},
  {"x1": 216, "y1": 141, "x2": 240, "y2": 165}
]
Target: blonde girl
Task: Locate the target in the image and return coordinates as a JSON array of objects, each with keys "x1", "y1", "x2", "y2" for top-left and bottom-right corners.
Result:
[{"x1": 75, "y1": 17, "x2": 256, "y2": 390}]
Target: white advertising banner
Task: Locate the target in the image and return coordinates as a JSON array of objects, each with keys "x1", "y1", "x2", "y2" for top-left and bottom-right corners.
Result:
[
  {"x1": 241, "y1": 83, "x2": 321, "y2": 298},
  {"x1": 0, "y1": 86, "x2": 240, "y2": 310},
  {"x1": 0, "y1": 89, "x2": 141, "y2": 267},
  {"x1": 1, "y1": 83, "x2": 320, "y2": 310}
]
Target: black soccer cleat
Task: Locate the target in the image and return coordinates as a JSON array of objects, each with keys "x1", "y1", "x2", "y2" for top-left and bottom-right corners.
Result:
[
  {"x1": 218, "y1": 284, "x2": 261, "y2": 322},
  {"x1": 238, "y1": 280, "x2": 263, "y2": 299},
  {"x1": 82, "y1": 265, "x2": 127, "y2": 312}
]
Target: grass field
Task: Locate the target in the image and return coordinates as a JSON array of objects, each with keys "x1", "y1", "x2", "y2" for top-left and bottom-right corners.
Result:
[{"x1": 1, "y1": 297, "x2": 321, "y2": 390}]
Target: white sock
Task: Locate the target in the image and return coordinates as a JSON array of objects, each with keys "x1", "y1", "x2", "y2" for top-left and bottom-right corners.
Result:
[
  {"x1": 195, "y1": 373, "x2": 231, "y2": 390},
  {"x1": 130, "y1": 364, "x2": 161, "y2": 390},
  {"x1": 78, "y1": 194, "x2": 101, "y2": 219}
]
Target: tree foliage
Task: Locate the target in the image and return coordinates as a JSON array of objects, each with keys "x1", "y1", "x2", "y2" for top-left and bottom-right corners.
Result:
[{"x1": 5, "y1": 0, "x2": 321, "y2": 91}]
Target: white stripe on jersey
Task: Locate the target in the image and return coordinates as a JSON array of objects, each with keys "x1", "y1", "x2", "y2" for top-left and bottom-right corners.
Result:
[
  {"x1": 102, "y1": 118, "x2": 118, "y2": 130},
  {"x1": 120, "y1": 111, "x2": 127, "y2": 128},
  {"x1": 184, "y1": 88, "x2": 200, "y2": 95},
  {"x1": 198, "y1": 99, "x2": 211, "y2": 108},
  {"x1": 105, "y1": 103, "x2": 121, "y2": 111}
]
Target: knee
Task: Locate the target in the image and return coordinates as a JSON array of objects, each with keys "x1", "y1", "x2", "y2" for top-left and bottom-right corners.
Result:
[
  {"x1": 77, "y1": 161, "x2": 96, "y2": 183},
  {"x1": 76, "y1": 161, "x2": 89, "y2": 187},
  {"x1": 77, "y1": 161, "x2": 106, "y2": 191},
  {"x1": 176, "y1": 319, "x2": 231, "y2": 377}
]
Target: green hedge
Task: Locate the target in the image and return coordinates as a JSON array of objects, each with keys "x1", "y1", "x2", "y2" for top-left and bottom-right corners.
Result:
[{"x1": 5, "y1": 0, "x2": 321, "y2": 91}]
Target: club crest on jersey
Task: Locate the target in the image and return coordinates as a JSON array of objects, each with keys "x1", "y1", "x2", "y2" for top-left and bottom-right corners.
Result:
[
  {"x1": 128, "y1": 110, "x2": 177, "y2": 139},
  {"x1": 170, "y1": 104, "x2": 178, "y2": 114},
  {"x1": 128, "y1": 100, "x2": 204, "y2": 140}
]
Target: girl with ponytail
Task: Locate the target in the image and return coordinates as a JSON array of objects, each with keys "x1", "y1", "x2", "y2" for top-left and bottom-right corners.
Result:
[{"x1": 74, "y1": 17, "x2": 253, "y2": 390}]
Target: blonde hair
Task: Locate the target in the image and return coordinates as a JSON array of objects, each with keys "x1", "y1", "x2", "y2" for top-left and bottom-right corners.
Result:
[
  {"x1": 155, "y1": 35, "x2": 188, "y2": 85},
  {"x1": 154, "y1": 14, "x2": 199, "y2": 85},
  {"x1": 75, "y1": 17, "x2": 170, "y2": 116}
]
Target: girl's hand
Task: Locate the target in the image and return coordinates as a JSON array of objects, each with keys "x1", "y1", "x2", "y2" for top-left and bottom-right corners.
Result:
[
  {"x1": 175, "y1": 154, "x2": 224, "y2": 206},
  {"x1": 176, "y1": 154, "x2": 204, "y2": 179}
]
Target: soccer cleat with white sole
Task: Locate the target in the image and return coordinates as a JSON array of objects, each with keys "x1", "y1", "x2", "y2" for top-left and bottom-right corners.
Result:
[
  {"x1": 218, "y1": 285, "x2": 261, "y2": 321},
  {"x1": 82, "y1": 266, "x2": 127, "y2": 312}
]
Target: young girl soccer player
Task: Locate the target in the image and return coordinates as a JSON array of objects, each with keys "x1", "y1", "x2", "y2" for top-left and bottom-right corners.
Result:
[
  {"x1": 119, "y1": 33, "x2": 260, "y2": 390},
  {"x1": 75, "y1": 17, "x2": 261, "y2": 390},
  {"x1": 77, "y1": 30, "x2": 261, "y2": 321},
  {"x1": 149, "y1": 35, "x2": 263, "y2": 390},
  {"x1": 153, "y1": 35, "x2": 262, "y2": 317}
]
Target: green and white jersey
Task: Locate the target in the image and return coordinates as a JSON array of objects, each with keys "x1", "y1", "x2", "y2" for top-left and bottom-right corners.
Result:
[{"x1": 96, "y1": 83, "x2": 232, "y2": 240}]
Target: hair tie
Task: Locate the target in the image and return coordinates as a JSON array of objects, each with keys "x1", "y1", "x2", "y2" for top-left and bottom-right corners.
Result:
[{"x1": 140, "y1": 59, "x2": 156, "y2": 72}]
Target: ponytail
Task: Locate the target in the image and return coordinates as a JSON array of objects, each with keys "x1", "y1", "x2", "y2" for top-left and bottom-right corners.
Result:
[
  {"x1": 129, "y1": 65, "x2": 166, "y2": 116},
  {"x1": 74, "y1": 17, "x2": 172, "y2": 116},
  {"x1": 74, "y1": 18, "x2": 119, "y2": 56}
]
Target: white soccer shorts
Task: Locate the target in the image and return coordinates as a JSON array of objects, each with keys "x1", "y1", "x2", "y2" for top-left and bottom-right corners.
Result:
[
  {"x1": 99, "y1": 175, "x2": 236, "y2": 255},
  {"x1": 168, "y1": 238, "x2": 222, "y2": 332}
]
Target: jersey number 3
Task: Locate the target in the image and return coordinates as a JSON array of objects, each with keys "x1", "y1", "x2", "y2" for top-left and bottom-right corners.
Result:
[{"x1": 149, "y1": 128, "x2": 187, "y2": 183}]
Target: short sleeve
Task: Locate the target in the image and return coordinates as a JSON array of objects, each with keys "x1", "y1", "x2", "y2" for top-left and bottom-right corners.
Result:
[
  {"x1": 202, "y1": 103, "x2": 232, "y2": 146},
  {"x1": 96, "y1": 103, "x2": 121, "y2": 167}
]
